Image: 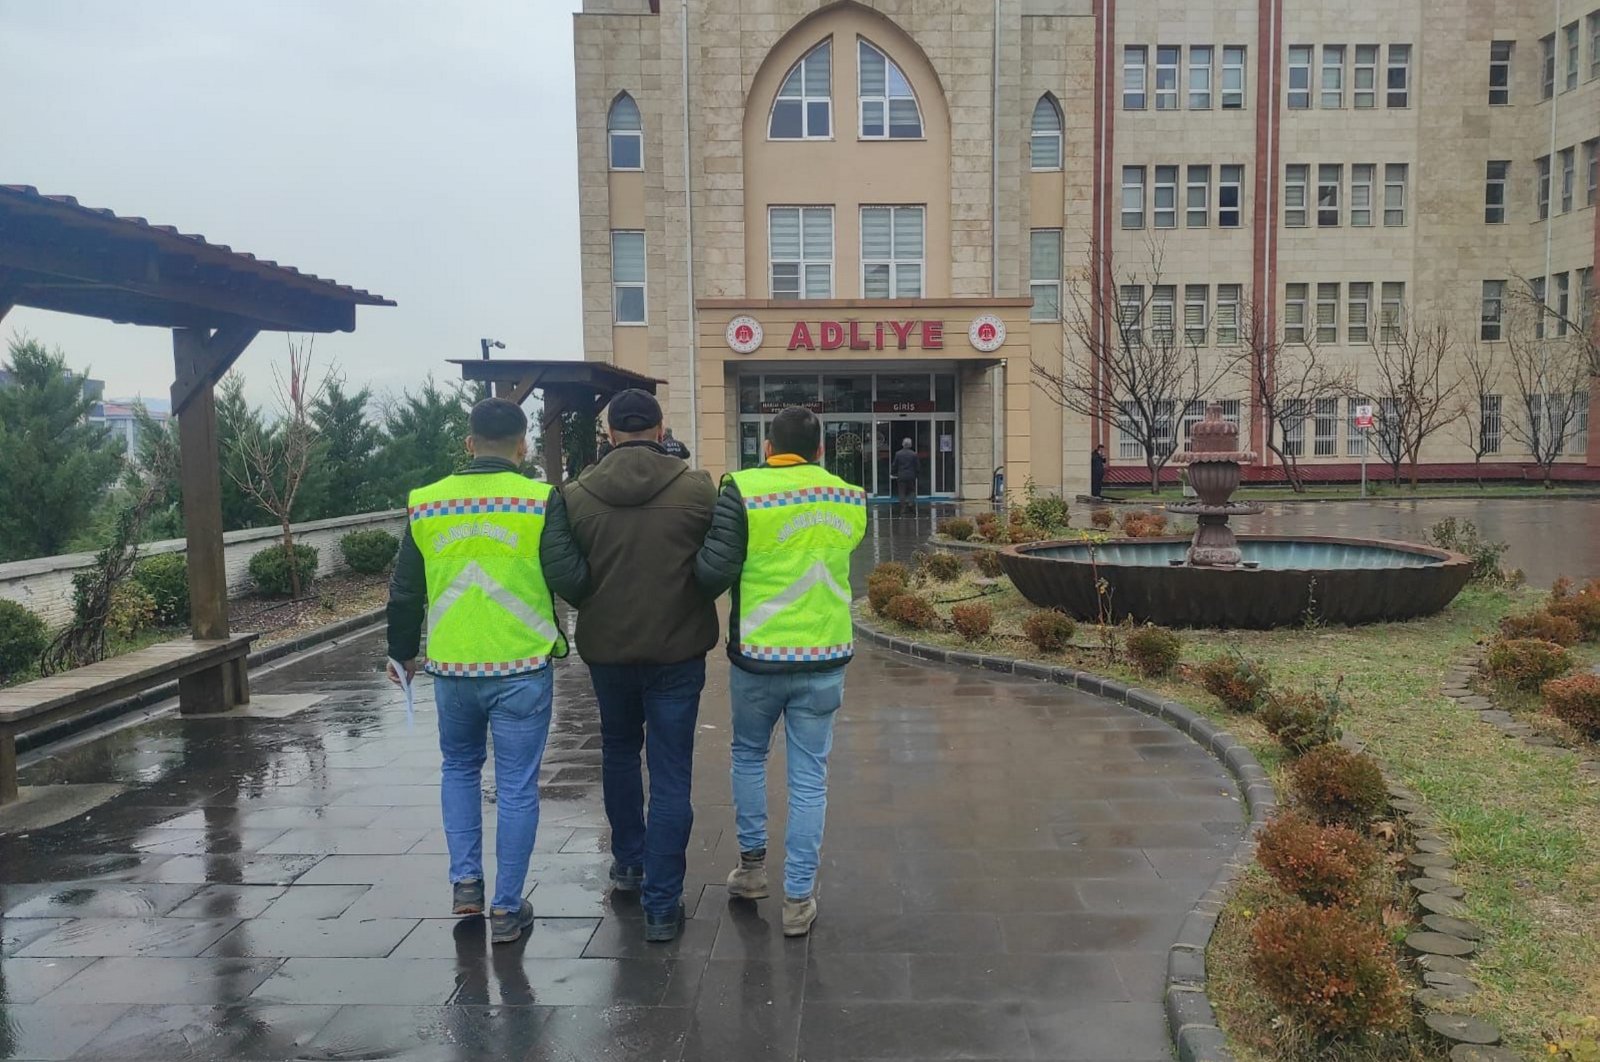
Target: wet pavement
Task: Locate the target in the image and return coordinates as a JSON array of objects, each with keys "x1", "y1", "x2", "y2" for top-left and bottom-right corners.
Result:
[{"x1": 0, "y1": 507, "x2": 1251, "y2": 1061}]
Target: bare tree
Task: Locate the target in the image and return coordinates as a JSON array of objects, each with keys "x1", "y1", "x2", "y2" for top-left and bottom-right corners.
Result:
[
  {"x1": 1452, "y1": 335, "x2": 1503, "y2": 488},
  {"x1": 1362, "y1": 302, "x2": 1464, "y2": 487},
  {"x1": 228, "y1": 337, "x2": 327, "y2": 598},
  {"x1": 1033, "y1": 240, "x2": 1235, "y2": 493},
  {"x1": 1230, "y1": 301, "x2": 1355, "y2": 492},
  {"x1": 1502, "y1": 283, "x2": 1592, "y2": 488}
]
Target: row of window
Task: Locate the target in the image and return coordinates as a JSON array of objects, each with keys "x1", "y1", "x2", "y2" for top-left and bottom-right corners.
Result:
[
  {"x1": 1122, "y1": 45, "x2": 1248, "y2": 110},
  {"x1": 1120, "y1": 165, "x2": 1245, "y2": 230},
  {"x1": 1283, "y1": 282, "x2": 1405, "y2": 345},
  {"x1": 1285, "y1": 163, "x2": 1407, "y2": 228},
  {"x1": 1534, "y1": 141, "x2": 1600, "y2": 220},
  {"x1": 1482, "y1": 270, "x2": 1598, "y2": 341},
  {"x1": 1109, "y1": 283, "x2": 1245, "y2": 346},
  {"x1": 1285, "y1": 45, "x2": 1411, "y2": 110},
  {"x1": 1538, "y1": 13, "x2": 1600, "y2": 100}
]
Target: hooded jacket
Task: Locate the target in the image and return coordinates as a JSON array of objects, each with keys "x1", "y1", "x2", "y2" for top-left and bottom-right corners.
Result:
[{"x1": 543, "y1": 441, "x2": 719, "y2": 666}]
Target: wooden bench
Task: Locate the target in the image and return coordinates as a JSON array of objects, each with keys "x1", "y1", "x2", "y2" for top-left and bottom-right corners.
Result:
[{"x1": 0, "y1": 633, "x2": 258, "y2": 805}]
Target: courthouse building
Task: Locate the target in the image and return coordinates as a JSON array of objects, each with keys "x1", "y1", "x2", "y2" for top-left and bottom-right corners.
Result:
[{"x1": 573, "y1": 0, "x2": 1600, "y2": 498}]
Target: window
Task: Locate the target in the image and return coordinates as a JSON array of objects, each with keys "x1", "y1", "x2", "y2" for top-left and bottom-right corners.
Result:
[
  {"x1": 1591, "y1": 12, "x2": 1600, "y2": 80},
  {"x1": 1386, "y1": 44, "x2": 1411, "y2": 107},
  {"x1": 1485, "y1": 160, "x2": 1509, "y2": 223},
  {"x1": 1222, "y1": 46, "x2": 1247, "y2": 108},
  {"x1": 769, "y1": 206, "x2": 833, "y2": 299},
  {"x1": 1029, "y1": 229, "x2": 1062, "y2": 321},
  {"x1": 859, "y1": 40, "x2": 922, "y2": 139},
  {"x1": 860, "y1": 205, "x2": 924, "y2": 297},
  {"x1": 771, "y1": 42, "x2": 831, "y2": 139},
  {"x1": 1189, "y1": 46, "x2": 1213, "y2": 108},
  {"x1": 1354, "y1": 44, "x2": 1378, "y2": 108},
  {"x1": 1283, "y1": 398, "x2": 1307, "y2": 457},
  {"x1": 1316, "y1": 283, "x2": 1339, "y2": 343},
  {"x1": 1480, "y1": 280, "x2": 1505, "y2": 341},
  {"x1": 1347, "y1": 282, "x2": 1371, "y2": 343},
  {"x1": 1124, "y1": 46, "x2": 1148, "y2": 109},
  {"x1": 1215, "y1": 284, "x2": 1242, "y2": 345},
  {"x1": 1120, "y1": 285, "x2": 1144, "y2": 347},
  {"x1": 1285, "y1": 283, "x2": 1308, "y2": 343},
  {"x1": 1314, "y1": 397, "x2": 1339, "y2": 456},
  {"x1": 1532, "y1": 276, "x2": 1548, "y2": 339},
  {"x1": 1318, "y1": 164, "x2": 1342, "y2": 227},
  {"x1": 1537, "y1": 155, "x2": 1551, "y2": 219},
  {"x1": 1184, "y1": 284, "x2": 1208, "y2": 344},
  {"x1": 1384, "y1": 163, "x2": 1407, "y2": 226},
  {"x1": 1565, "y1": 22, "x2": 1580, "y2": 91},
  {"x1": 1351, "y1": 163, "x2": 1375, "y2": 226},
  {"x1": 1288, "y1": 45, "x2": 1313, "y2": 108},
  {"x1": 1582, "y1": 267, "x2": 1595, "y2": 332},
  {"x1": 607, "y1": 94, "x2": 643, "y2": 170},
  {"x1": 1381, "y1": 281, "x2": 1405, "y2": 342},
  {"x1": 1480, "y1": 394, "x2": 1502, "y2": 454},
  {"x1": 1155, "y1": 46, "x2": 1180, "y2": 109},
  {"x1": 1542, "y1": 34, "x2": 1556, "y2": 98},
  {"x1": 1284, "y1": 164, "x2": 1309, "y2": 227},
  {"x1": 611, "y1": 230, "x2": 646, "y2": 324},
  {"x1": 1321, "y1": 45, "x2": 1345, "y2": 108},
  {"x1": 1560, "y1": 147, "x2": 1575, "y2": 213},
  {"x1": 1587, "y1": 140, "x2": 1599, "y2": 206},
  {"x1": 1117, "y1": 400, "x2": 1175, "y2": 459},
  {"x1": 1555, "y1": 271, "x2": 1570, "y2": 336},
  {"x1": 1031, "y1": 96, "x2": 1063, "y2": 170},
  {"x1": 1122, "y1": 166, "x2": 1146, "y2": 228},
  {"x1": 1219, "y1": 165, "x2": 1244, "y2": 227},
  {"x1": 1152, "y1": 285, "x2": 1177, "y2": 344},
  {"x1": 1186, "y1": 165, "x2": 1210, "y2": 226},
  {"x1": 1347, "y1": 397, "x2": 1370, "y2": 456},
  {"x1": 1154, "y1": 165, "x2": 1178, "y2": 228},
  {"x1": 1489, "y1": 41, "x2": 1512, "y2": 104}
]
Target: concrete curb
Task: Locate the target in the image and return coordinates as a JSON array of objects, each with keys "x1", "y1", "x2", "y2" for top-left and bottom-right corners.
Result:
[{"x1": 853, "y1": 610, "x2": 1276, "y2": 1062}]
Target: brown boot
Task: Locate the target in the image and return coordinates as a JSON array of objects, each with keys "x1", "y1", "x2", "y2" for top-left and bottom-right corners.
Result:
[
  {"x1": 783, "y1": 895, "x2": 817, "y2": 937},
  {"x1": 726, "y1": 849, "x2": 770, "y2": 900}
]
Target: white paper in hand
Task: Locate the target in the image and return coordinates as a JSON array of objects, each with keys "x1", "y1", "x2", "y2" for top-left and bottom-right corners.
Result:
[{"x1": 388, "y1": 658, "x2": 416, "y2": 731}]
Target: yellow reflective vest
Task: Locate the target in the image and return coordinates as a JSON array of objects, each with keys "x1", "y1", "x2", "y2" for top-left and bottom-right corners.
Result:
[{"x1": 407, "y1": 470, "x2": 565, "y2": 677}]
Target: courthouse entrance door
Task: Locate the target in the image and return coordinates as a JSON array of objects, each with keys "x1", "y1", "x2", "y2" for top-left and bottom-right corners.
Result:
[
  {"x1": 876, "y1": 420, "x2": 931, "y2": 497},
  {"x1": 824, "y1": 419, "x2": 871, "y2": 490}
]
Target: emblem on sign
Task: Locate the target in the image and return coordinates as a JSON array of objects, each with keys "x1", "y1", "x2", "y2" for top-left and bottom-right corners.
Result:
[
  {"x1": 726, "y1": 315, "x2": 763, "y2": 354},
  {"x1": 968, "y1": 314, "x2": 1006, "y2": 353}
]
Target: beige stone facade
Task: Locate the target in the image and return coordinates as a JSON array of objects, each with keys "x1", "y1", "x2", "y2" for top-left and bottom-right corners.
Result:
[{"x1": 575, "y1": 0, "x2": 1599, "y2": 497}]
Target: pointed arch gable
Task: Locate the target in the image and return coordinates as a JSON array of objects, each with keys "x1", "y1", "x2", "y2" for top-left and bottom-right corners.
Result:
[
  {"x1": 607, "y1": 92, "x2": 642, "y2": 170},
  {"x1": 1030, "y1": 94, "x2": 1063, "y2": 171}
]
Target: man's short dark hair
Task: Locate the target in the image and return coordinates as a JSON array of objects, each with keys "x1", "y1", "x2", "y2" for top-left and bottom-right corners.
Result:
[
  {"x1": 769, "y1": 406, "x2": 821, "y2": 458},
  {"x1": 470, "y1": 398, "x2": 527, "y2": 443}
]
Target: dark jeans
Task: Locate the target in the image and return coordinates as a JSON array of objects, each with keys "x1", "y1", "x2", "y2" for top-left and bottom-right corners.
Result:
[
  {"x1": 896, "y1": 477, "x2": 915, "y2": 511},
  {"x1": 588, "y1": 657, "x2": 706, "y2": 916}
]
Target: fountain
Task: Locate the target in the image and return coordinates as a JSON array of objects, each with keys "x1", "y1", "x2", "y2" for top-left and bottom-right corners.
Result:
[{"x1": 996, "y1": 405, "x2": 1474, "y2": 628}]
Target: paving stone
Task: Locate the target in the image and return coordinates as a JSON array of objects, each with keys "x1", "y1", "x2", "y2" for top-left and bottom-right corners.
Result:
[
  {"x1": 1423, "y1": 971, "x2": 1478, "y2": 993},
  {"x1": 1423, "y1": 914, "x2": 1485, "y2": 941},
  {"x1": 1406, "y1": 931, "x2": 1476, "y2": 957},
  {"x1": 1417, "y1": 953, "x2": 1476, "y2": 977},
  {"x1": 1416, "y1": 891, "x2": 1469, "y2": 917},
  {"x1": 1411, "y1": 878, "x2": 1466, "y2": 897},
  {"x1": 1408, "y1": 852, "x2": 1457, "y2": 871},
  {"x1": 1415, "y1": 838, "x2": 1451, "y2": 854},
  {"x1": 1425, "y1": 1012, "x2": 1501, "y2": 1045}
]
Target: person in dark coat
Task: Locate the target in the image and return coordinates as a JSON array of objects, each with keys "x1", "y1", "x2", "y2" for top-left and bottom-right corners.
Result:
[
  {"x1": 661, "y1": 427, "x2": 691, "y2": 461},
  {"x1": 891, "y1": 438, "x2": 919, "y2": 515},
  {"x1": 1090, "y1": 444, "x2": 1107, "y2": 499}
]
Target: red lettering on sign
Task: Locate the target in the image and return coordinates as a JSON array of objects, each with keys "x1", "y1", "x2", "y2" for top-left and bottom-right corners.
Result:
[
  {"x1": 819, "y1": 321, "x2": 845, "y2": 350},
  {"x1": 922, "y1": 321, "x2": 944, "y2": 349},
  {"x1": 786, "y1": 321, "x2": 815, "y2": 351},
  {"x1": 848, "y1": 320, "x2": 870, "y2": 350},
  {"x1": 875, "y1": 322, "x2": 885, "y2": 348},
  {"x1": 889, "y1": 319, "x2": 915, "y2": 350}
]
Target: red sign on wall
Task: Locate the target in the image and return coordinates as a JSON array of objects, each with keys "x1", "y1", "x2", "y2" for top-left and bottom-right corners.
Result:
[{"x1": 787, "y1": 319, "x2": 944, "y2": 352}]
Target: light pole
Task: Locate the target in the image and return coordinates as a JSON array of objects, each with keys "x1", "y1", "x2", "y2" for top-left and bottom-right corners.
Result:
[{"x1": 477, "y1": 339, "x2": 505, "y2": 401}]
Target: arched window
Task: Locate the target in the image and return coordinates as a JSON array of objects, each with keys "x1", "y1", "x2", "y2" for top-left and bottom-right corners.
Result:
[
  {"x1": 1031, "y1": 96, "x2": 1062, "y2": 170},
  {"x1": 770, "y1": 41, "x2": 832, "y2": 139},
  {"x1": 858, "y1": 40, "x2": 921, "y2": 138},
  {"x1": 608, "y1": 94, "x2": 642, "y2": 170}
]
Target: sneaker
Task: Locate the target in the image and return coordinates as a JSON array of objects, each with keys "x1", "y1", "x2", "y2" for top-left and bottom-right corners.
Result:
[
  {"x1": 490, "y1": 899, "x2": 535, "y2": 944},
  {"x1": 783, "y1": 895, "x2": 817, "y2": 937},
  {"x1": 452, "y1": 879, "x2": 485, "y2": 917},
  {"x1": 609, "y1": 863, "x2": 644, "y2": 892},
  {"x1": 644, "y1": 902, "x2": 685, "y2": 943},
  {"x1": 726, "y1": 849, "x2": 769, "y2": 900}
]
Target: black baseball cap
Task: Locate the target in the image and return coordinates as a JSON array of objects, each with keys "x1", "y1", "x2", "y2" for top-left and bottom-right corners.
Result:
[{"x1": 607, "y1": 389, "x2": 663, "y2": 432}]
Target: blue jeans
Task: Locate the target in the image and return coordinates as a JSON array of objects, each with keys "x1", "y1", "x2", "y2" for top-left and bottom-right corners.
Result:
[
  {"x1": 434, "y1": 669, "x2": 553, "y2": 911},
  {"x1": 728, "y1": 666, "x2": 846, "y2": 900},
  {"x1": 588, "y1": 657, "x2": 706, "y2": 917}
]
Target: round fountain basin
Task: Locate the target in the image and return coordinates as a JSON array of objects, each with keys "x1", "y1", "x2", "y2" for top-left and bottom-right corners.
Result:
[{"x1": 998, "y1": 535, "x2": 1473, "y2": 629}]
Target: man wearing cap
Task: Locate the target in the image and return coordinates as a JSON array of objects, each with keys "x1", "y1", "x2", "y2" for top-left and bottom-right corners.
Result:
[
  {"x1": 386, "y1": 398, "x2": 565, "y2": 945},
  {"x1": 694, "y1": 405, "x2": 867, "y2": 937},
  {"x1": 542, "y1": 388, "x2": 718, "y2": 943}
]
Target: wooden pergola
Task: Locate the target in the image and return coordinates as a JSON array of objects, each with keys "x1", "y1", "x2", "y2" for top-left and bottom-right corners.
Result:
[
  {"x1": 0, "y1": 185, "x2": 392, "y2": 712},
  {"x1": 449, "y1": 358, "x2": 663, "y2": 485}
]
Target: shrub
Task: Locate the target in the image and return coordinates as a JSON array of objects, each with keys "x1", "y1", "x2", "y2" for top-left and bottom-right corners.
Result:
[
  {"x1": 1427, "y1": 516, "x2": 1510, "y2": 582},
  {"x1": 1547, "y1": 589, "x2": 1600, "y2": 642},
  {"x1": 1249, "y1": 903, "x2": 1408, "y2": 1036},
  {"x1": 871, "y1": 561, "x2": 911, "y2": 585},
  {"x1": 1484, "y1": 637, "x2": 1573, "y2": 691},
  {"x1": 1500, "y1": 610, "x2": 1582, "y2": 647},
  {"x1": 1125, "y1": 625, "x2": 1181, "y2": 678},
  {"x1": 1288, "y1": 745, "x2": 1389, "y2": 828},
  {"x1": 0, "y1": 599, "x2": 48, "y2": 680},
  {"x1": 885, "y1": 592, "x2": 940, "y2": 631},
  {"x1": 1259, "y1": 687, "x2": 1344, "y2": 756},
  {"x1": 1022, "y1": 609, "x2": 1076, "y2": 652},
  {"x1": 248, "y1": 543, "x2": 320, "y2": 598},
  {"x1": 950, "y1": 602, "x2": 993, "y2": 641},
  {"x1": 1023, "y1": 492, "x2": 1071, "y2": 533},
  {"x1": 1543, "y1": 674, "x2": 1600, "y2": 739},
  {"x1": 1256, "y1": 812, "x2": 1381, "y2": 907},
  {"x1": 1007, "y1": 523, "x2": 1046, "y2": 544},
  {"x1": 974, "y1": 511, "x2": 1000, "y2": 535},
  {"x1": 341, "y1": 529, "x2": 399, "y2": 574},
  {"x1": 971, "y1": 549, "x2": 1005, "y2": 578},
  {"x1": 132, "y1": 554, "x2": 189, "y2": 625},
  {"x1": 106, "y1": 582, "x2": 158, "y2": 642},
  {"x1": 936, "y1": 517, "x2": 975, "y2": 542},
  {"x1": 1090, "y1": 508, "x2": 1115, "y2": 530},
  {"x1": 867, "y1": 566, "x2": 909, "y2": 617},
  {"x1": 1197, "y1": 650, "x2": 1272, "y2": 712},
  {"x1": 922, "y1": 552, "x2": 964, "y2": 583},
  {"x1": 1120, "y1": 511, "x2": 1169, "y2": 538}
]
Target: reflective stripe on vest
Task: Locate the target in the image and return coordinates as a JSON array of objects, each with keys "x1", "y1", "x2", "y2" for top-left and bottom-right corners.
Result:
[{"x1": 407, "y1": 470, "x2": 563, "y2": 676}]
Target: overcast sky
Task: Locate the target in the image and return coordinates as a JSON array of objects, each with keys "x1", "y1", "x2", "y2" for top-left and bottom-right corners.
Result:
[{"x1": 1, "y1": 0, "x2": 585, "y2": 406}]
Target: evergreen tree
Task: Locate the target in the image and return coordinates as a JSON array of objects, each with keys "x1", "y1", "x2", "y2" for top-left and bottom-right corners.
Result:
[
  {"x1": 373, "y1": 377, "x2": 472, "y2": 505},
  {"x1": 215, "y1": 375, "x2": 266, "y2": 530},
  {"x1": 0, "y1": 337, "x2": 123, "y2": 561},
  {"x1": 305, "y1": 376, "x2": 380, "y2": 518}
]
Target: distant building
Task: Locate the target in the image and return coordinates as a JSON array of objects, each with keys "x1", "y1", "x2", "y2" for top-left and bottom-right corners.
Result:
[{"x1": 91, "y1": 400, "x2": 170, "y2": 456}]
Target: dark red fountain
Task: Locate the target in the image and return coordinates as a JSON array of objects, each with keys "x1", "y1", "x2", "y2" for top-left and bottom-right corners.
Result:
[{"x1": 1167, "y1": 403, "x2": 1263, "y2": 567}]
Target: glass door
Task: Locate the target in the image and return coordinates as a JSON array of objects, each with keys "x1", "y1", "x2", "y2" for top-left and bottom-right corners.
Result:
[
  {"x1": 876, "y1": 419, "x2": 933, "y2": 496},
  {"x1": 824, "y1": 419, "x2": 872, "y2": 491}
]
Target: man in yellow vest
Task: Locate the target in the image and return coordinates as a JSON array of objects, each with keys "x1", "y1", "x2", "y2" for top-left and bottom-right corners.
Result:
[
  {"x1": 385, "y1": 397, "x2": 565, "y2": 945},
  {"x1": 695, "y1": 406, "x2": 867, "y2": 936}
]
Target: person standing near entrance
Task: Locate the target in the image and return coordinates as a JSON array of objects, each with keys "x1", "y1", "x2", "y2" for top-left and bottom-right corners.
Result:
[
  {"x1": 542, "y1": 389, "x2": 718, "y2": 943},
  {"x1": 891, "y1": 437, "x2": 919, "y2": 515},
  {"x1": 1090, "y1": 443, "x2": 1107, "y2": 499},
  {"x1": 695, "y1": 406, "x2": 868, "y2": 937},
  {"x1": 386, "y1": 398, "x2": 565, "y2": 945}
]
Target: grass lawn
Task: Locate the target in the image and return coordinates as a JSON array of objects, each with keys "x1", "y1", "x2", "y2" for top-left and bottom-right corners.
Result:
[
  {"x1": 859, "y1": 572, "x2": 1600, "y2": 1058},
  {"x1": 1098, "y1": 483, "x2": 1600, "y2": 503}
]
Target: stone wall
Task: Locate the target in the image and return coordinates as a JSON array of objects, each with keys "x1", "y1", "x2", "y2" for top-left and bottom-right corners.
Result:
[{"x1": 0, "y1": 510, "x2": 406, "y2": 628}]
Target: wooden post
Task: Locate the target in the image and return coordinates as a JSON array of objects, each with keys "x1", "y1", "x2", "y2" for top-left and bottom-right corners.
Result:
[
  {"x1": 173, "y1": 328, "x2": 234, "y2": 713},
  {"x1": 541, "y1": 389, "x2": 567, "y2": 487}
]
